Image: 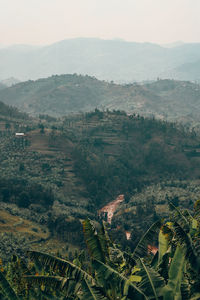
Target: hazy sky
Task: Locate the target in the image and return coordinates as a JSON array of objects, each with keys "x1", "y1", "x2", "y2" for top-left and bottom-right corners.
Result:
[{"x1": 0, "y1": 0, "x2": 199, "y2": 45}]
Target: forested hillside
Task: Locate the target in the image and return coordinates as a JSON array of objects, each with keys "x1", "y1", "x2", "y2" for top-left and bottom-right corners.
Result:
[
  {"x1": 0, "y1": 108, "x2": 200, "y2": 260},
  {"x1": 0, "y1": 100, "x2": 28, "y2": 120},
  {"x1": 1, "y1": 74, "x2": 200, "y2": 125}
]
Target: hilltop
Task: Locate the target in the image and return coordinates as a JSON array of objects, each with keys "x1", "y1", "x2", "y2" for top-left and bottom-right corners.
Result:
[
  {"x1": 1, "y1": 38, "x2": 200, "y2": 82},
  {"x1": 0, "y1": 77, "x2": 21, "y2": 87},
  {"x1": 1, "y1": 74, "x2": 200, "y2": 124}
]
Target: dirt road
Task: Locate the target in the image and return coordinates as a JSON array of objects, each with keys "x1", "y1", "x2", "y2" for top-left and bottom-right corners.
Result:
[{"x1": 99, "y1": 194, "x2": 124, "y2": 223}]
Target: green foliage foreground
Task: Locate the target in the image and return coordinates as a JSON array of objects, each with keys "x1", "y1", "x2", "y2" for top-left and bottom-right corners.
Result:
[{"x1": 0, "y1": 201, "x2": 200, "y2": 299}]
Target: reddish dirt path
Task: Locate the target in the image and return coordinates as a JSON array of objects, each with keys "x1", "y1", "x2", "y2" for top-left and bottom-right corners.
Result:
[
  {"x1": 125, "y1": 231, "x2": 131, "y2": 240},
  {"x1": 148, "y1": 245, "x2": 158, "y2": 255},
  {"x1": 99, "y1": 194, "x2": 124, "y2": 224}
]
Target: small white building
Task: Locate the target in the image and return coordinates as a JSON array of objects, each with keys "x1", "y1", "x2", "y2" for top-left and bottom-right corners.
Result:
[{"x1": 15, "y1": 133, "x2": 25, "y2": 137}]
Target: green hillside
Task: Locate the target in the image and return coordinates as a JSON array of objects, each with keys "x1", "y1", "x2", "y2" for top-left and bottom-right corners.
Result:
[
  {"x1": 0, "y1": 75, "x2": 200, "y2": 124},
  {"x1": 0, "y1": 108, "x2": 200, "y2": 259},
  {"x1": 0, "y1": 100, "x2": 28, "y2": 120}
]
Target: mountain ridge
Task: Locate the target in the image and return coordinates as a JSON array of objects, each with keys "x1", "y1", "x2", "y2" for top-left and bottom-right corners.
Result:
[
  {"x1": 1, "y1": 38, "x2": 200, "y2": 82},
  {"x1": 0, "y1": 74, "x2": 200, "y2": 124}
]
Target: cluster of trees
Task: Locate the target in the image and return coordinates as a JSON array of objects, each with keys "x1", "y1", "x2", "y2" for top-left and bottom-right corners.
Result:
[
  {"x1": 0, "y1": 178, "x2": 54, "y2": 208},
  {"x1": 0, "y1": 201, "x2": 200, "y2": 299},
  {"x1": 0, "y1": 101, "x2": 28, "y2": 120}
]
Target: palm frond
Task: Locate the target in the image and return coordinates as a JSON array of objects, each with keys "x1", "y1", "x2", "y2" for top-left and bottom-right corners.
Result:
[
  {"x1": 27, "y1": 251, "x2": 92, "y2": 281},
  {"x1": 168, "y1": 202, "x2": 190, "y2": 233},
  {"x1": 173, "y1": 222, "x2": 200, "y2": 272},
  {"x1": 81, "y1": 278, "x2": 109, "y2": 300},
  {"x1": 157, "y1": 252, "x2": 170, "y2": 282},
  {"x1": 92, "y1": 259, "x2": 148, "y2": 299},
  {"x1": 24, "y1": 275, "x2": 68, "y2": 290},
  {"x1": 24, "y1": 275, "x2": 80, "y2": 298},
  {"x1": 82, "y1": 219, "x2": 107, "y2": 263},
  {"x1": 181, "y1": 276, "x2": 190, "y2": 300},
  {"x1": 0, "y1": 269, "x2": 19, "y2": 300},
  {"x1": 137, "y1": 258, "x2": 165, "y2": 300},
  {"x1": 194, "y1": 200, "x2": 200, "y2": 224},
  {"x1": 133, "y1": 220, "x2": 162, "y2": 259}
]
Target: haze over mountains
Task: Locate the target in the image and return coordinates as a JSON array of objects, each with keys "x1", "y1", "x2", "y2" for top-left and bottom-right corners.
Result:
[{"x1": 1, "y1": 38, "x2": 200, "y2": 82}]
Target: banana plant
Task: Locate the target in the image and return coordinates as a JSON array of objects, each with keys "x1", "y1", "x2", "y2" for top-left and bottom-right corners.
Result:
[
  {"x1": 25, "y1": 250, "x2": 93, "y2": 299},
  {"x1": 91, "y1": 259, "x2": 147, "y2": 300},
  {"x1": 16, "y1": 200, "x2": 199, "y2": 299},
  {"x1": 0, "y1": 268, "x2": 19, "y2": 300}
]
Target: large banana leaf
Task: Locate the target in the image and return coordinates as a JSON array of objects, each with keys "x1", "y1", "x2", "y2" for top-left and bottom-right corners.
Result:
[
  {"x1": 24, "y1": 275, "x2": 79, "y2": 298},
  {"x1": 122, "y1": 250, "x2": 136, "y2": 268},
  {"x1": 194, "y1": 200, "x2": 200, "y2": 221},
  {"x1": 0, "y1": 269, "x2": 19, "y2": 300},
  {"x1": 157, "y1": 252, "x2": 170, "y2": 282},
  {"x1": 137, "y1": 258, "x2": 165, "y2": 300},
  {"x1": 92, "y1": 259, "x2": 148, "y2": 299},
  {"x1": 82, "y1": 219, "x2": 108, "y2": 263},
  {"x1": 173, "y1": 222, "x2": 200, "y2": 273},
  {"x1": 133, "y1": 220, "x2": 162, "y2": 259},
  {"x1": 190, "y1": 293, "x2": 200, "y2": 300},
  {"x1": 24, "y1": 275, "x2": 69, "y2": 290},
  {"x1": 27, "y1": 251, "x2": 92, "y2": 282},
  {"x1": 168, "y1": 202, "x2": 190, "y2": 232},
  {"x1": 158, "y1": 227, "x2": 169, "y2": 265},
  {"x1": 162, "y1": 245, "x2": 186, "y2": 300},
  {"x1": 180, "y1": 268, "x2": 190, "y2": 300},
  {"x1": 80, "y1": 278, "x2": 109, "y2": 300},
  {"x1": 101, "y1": 221, "x2": 114, "y2": 249}
]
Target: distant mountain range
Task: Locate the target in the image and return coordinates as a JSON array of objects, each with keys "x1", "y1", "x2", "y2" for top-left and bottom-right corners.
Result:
[
  {"x1": 0, "y1": 74, "x2": 200, "y2": 124},
  {"x1": 1, "y1": 38, "x2": 200, "y2": 82}
]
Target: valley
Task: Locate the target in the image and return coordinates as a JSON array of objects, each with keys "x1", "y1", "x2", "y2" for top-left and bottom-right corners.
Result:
[{"x1": 0, "y1": 104, "x2": 200, "y2": 261}]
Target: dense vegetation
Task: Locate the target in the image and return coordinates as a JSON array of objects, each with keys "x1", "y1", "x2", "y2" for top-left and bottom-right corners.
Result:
[
  {"x1": 0, "y1": 177, "x2": 54, "y2": 208},
  {"x1": 0, "y1": 202, "x2": 200, "y2": 299},
  {"x1": 0, "y1": 105, "x2": 200, "y2": 262},
  {"x1": 0, "y1": 100, "x2": 28, "y2": 119},
  {"x1": 71, "y1": 110, "x2": 200, "y2": 207},
  {"x1": 1, "y1": 75, "x2": 200, "y2": 125}
]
